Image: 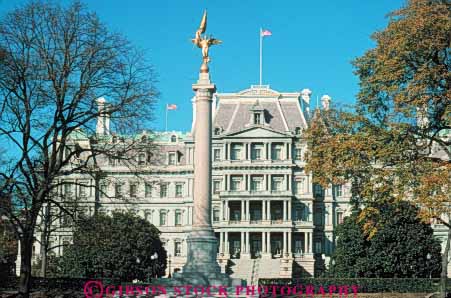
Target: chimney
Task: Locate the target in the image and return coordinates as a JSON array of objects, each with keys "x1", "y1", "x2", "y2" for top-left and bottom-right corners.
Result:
[
  {"x1": 321, "y1": 95, "x2": 331, "y2": 111},
  {"x1": 301, "y1": 88, "x2": 312, "y2": 115},
  {"x1": 301, "y1": 88, "x2": 312, "y2": 105},
  {"x1": 96, "y1": 97, "x2": 110, "y2": 135}
]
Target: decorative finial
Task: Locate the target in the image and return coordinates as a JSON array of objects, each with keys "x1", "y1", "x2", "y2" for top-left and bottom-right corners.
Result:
[
  {"x1": 321, "y1": 95, "x2": 331, "y2": 111},
  {"x1": 191, "y1": 10, "x2": 222, "y2": 72}
]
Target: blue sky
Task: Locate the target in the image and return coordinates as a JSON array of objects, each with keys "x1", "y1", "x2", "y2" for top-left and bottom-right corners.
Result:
[{"x1": 1, "y1": 0, "x2": 406, "y2": 132}]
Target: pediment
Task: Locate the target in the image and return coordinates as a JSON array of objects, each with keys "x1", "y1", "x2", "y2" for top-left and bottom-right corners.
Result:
[
  {"x1": 238, "y1": 86, "x2": 280, "y2": 97},
  {"x1": 225, "y1": 126, "x2": 289, "y2": 138}
]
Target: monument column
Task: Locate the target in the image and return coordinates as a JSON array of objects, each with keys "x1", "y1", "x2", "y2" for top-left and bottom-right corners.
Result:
[
  {"x1": 176, "y1": 10, "x2": 240, "y2": 287},
  {"x1": 182, "y1": 68, "x2": 222, "y2": 276}
]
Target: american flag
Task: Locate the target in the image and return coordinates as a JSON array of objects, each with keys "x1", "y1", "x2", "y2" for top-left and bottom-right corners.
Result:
[
  {"x1": 261, "y1": 29, "x2": 272, "y2": 37},
  {"x1": 166, "y1": 104, "x2": 177, "y2": 110}
]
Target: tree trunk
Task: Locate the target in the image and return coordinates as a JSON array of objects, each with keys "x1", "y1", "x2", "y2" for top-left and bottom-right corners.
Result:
[
  {"x1": 40, "y1": 204, "x2": 50, "y2": 278},
  {"x1": 18, "y1": 234, "x2": 33, "y2": 298},
  {"x1": 440, "y1": 227, "x2": 451, "y2": 298},
  {"x1": 40, "y1": 243, "x2": 47, "y2": 278}
]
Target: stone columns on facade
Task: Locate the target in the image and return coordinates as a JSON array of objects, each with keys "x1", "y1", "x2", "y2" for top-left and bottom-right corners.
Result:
[
  {"x1": 287, "y1": 200, "x2": 292, "y2": 221},
  {"x1": 246, "y1": 200, "x2": 250, "y2": 222},
  {"x1": 283, "y1": 232, "x2": 287, "y2": 255},
  {"x1": 224, "y1": 232, "x2": 229, "y2": 254},
  {"x1": 219, "y1": 232, "x2": 224, "y2": 254},
  {"x1": 287, "y1": 231, "x2": 292, "y2": 256},
  {"x1": 267, "y1": 200, "x2": 271, "y2": 221},
  {"x1": 283, "y1": 201, "x2": 287, "y2": 221}
]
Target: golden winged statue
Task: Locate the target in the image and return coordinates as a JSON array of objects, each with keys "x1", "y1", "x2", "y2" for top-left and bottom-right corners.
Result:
[{"x1": 192, "y1": 10, "x2": 222, "y2": 65}]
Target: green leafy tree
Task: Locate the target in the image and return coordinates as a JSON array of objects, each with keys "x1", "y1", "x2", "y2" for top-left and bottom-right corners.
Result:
[
  {"x1": 332, "y1": 202, "x2": 441, "y2": 278},
  {"x1": 306, "y1": 0, "x2": 450, "y2": 295},
  {"x1": 58, "y1": 211, "x2": 166, "y2": 281}
]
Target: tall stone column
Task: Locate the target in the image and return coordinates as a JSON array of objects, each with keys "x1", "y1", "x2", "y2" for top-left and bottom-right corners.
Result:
[{"x1": 181, "y1": 70, "x2": 224, "y2": 280}]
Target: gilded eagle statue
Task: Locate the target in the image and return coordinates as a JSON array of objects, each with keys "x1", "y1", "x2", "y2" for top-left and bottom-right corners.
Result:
[{"x1": 192, "y1": 10, "x2": 222, "y2": 66}]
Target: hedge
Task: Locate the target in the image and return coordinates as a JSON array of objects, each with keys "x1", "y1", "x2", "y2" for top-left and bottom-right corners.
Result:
[{"x1": 258, "y1": 278, "x2": 450, "y2": 293}]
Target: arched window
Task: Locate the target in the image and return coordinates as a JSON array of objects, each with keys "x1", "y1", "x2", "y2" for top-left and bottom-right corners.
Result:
[{"x1": 171, "y1": 135, "x2": 177, "y2": 143}]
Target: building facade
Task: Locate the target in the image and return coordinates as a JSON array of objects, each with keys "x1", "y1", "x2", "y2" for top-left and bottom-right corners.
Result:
[{"x1": 30, "y1": 85, "x2": 354, "y2": 282}]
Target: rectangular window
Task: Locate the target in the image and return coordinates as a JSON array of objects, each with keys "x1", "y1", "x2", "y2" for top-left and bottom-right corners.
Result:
[
  {"x1": 295, "y1": 148, "x2": 302, "y2": 160},
  {"x1": 175, "y1": 241, "x2": 182, "y2": 256},
  {"x1": 213, "y1": 180, "x2": 221, "y2": 194},
  {"x1": 213, "y1": 209, "x2": 220, "y2": 222},
  {"x1": 315, "y1": 208, "x2": 323, "y2": 226},
  {"x1": 315, "y1": 241, "x2": 322, "y2": 254},
  {"x1": 138, "y1": 153, "x2": 146, "y2": 165},
  {"x1": 294, "y1": 240, "x2": 303, "y2": 254},
  {"x1": 130, "y1": 184, "x2": 137, "y2": 198},
  {"x1": 254, "y1": 113, "x2": 261, "y2": 124},
  {"x1": 64, "y1": 184, "x2": 73, "y2": 196},
  {"x1": 271, "y1": 144, "x2": 283, "y2": 160},
  {"x1": 168, "y1": 152, "x2": 176, "y2": 165},
  {"x1": 295, "y1": 180, "x2": 303, "y2": 194},
  {"x1": 160, "y1": 183, "x2": 168, "y2": 198},
  {"x1": 175, "y1": 184, "x2": 183, "y2": 197},
  {"x1": 99, "y1": 184, "x2": 107, "y2": 198},
  {"x1": 79, "y1": 184, "x2": 88, "y2": 197},
  {"x1": 175, "y1": 210, "x2": 182, "y2": 226},
  {"x1": 145, "y1": 183, "x2": 152, "y2": 198},
  {"x1": 231, "y1": 177, "x2": 242, "y2": 191},
  {"x1": 250, "y1": 176, "x2": 263, "y2": 191},
  {"x1": 213, "y1": 149, "x2": 221, "y2": 161},
  {"x1": 230, "y1": 144, "x2": 242, "y2": 160},
  {"x1": 333, "y1": 185, "x2": 343, "y2": 197},
  {"x1": 160, "y1": 212, "x2": 167, "y2": 226},
  {"x1": 144, "y1": 211, "x2": 151, "y2": 222},
  {"x1": 271, "y1": 176, "x2": 283, "y2": 191},
  {"x1": 314, "y1": 184, "x2": 324, "y2": 196},
  {"x1": 115, "y1": 184, "x2": 123, "y2": 198},
  {"x1": 337, "y1": 212, "x2": 344, "y2": 225},
  {"x1": 251, "y1": 144, "x2": 263, "y2": 160},
  {"x1": 295, "y1": 207, "x2": 304, "y2": 221}
]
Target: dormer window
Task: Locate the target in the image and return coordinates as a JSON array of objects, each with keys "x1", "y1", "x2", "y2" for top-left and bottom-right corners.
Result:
[
  {"x1": 249, "y1": 100, "x2": 265, "y2": 126},
  {"x1": 171, "y1": 135, "x2": 177, "y2": 143},
  {"x1": 214, "y1": 127, "x2": 221, "y2": 135},
  {"x1": 295, "y1": 127, "x2": 301, "y2": 135},
  {"x1": 141, "y1": 135, "x2": 147, "y2": 143},
  {"x1": 254, "y1": 113, "x2": 261, "y2": 125}
]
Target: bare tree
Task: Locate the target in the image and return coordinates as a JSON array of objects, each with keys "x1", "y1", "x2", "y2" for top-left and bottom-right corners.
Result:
[{"x1": 0, "y1": 1, "x2": 158, "y2": 297}]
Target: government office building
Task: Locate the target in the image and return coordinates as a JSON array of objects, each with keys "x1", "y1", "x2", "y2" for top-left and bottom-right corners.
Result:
[{"x1": 28, "y1": 84, "x2": 449, "y2": 282}]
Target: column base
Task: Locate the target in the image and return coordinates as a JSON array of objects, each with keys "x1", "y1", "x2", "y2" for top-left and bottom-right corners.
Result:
[
  {"x1": 183, "y1": 227, "x2": 221, "y2": 275},
  {"x1": 240, "y1": 253, "x2": 251, "y2": 259},
  {"x1": 261, "y1": 253, "x2": 272, "y2": 259}
]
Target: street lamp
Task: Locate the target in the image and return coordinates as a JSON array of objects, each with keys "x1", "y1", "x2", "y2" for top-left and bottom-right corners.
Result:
[
  {"x1": 427, "y1": 253, "x2": 432, "y2": 279},
  {"x1": 150, "y1": 252, "x2": 158, "y2": 280},
  {"x1": 167, "y1": 253, "x2": 172, "y2": 278}
]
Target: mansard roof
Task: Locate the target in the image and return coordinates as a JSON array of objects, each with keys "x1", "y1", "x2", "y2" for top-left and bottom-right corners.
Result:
[{"x1": 213, "y1": 85, "x2": 309, "y2": 135}]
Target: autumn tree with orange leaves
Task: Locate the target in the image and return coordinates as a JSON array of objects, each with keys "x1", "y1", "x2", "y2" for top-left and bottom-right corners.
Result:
[{"x1": 305, "y1": 0, "x2": 450, "y2": 296}]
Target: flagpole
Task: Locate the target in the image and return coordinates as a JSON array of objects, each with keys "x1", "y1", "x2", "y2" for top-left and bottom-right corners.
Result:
[
  {"x1": 165, "y1": 103, "x2": 168, "y2": 132},
  {"x1": 259, "y1": 27, "x2": 263, "y2": 85}
]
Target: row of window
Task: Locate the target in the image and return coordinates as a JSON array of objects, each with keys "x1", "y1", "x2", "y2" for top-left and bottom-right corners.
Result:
[
  {"x1": 215, "y1": 144, "x2": 304, "y2": 162},
  {"x1": 102, "y1": 182, "x2": 184, "y2": 198}
]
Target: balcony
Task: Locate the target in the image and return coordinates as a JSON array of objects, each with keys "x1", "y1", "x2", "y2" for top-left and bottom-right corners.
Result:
[{"x1": 220, "y1": 190, "x2": 292, "y2": 197}]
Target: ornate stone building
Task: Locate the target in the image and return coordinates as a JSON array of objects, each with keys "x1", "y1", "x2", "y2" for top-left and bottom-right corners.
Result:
[{"x1": 29, "y1": 85, "x2": 354, "y2": 282}]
